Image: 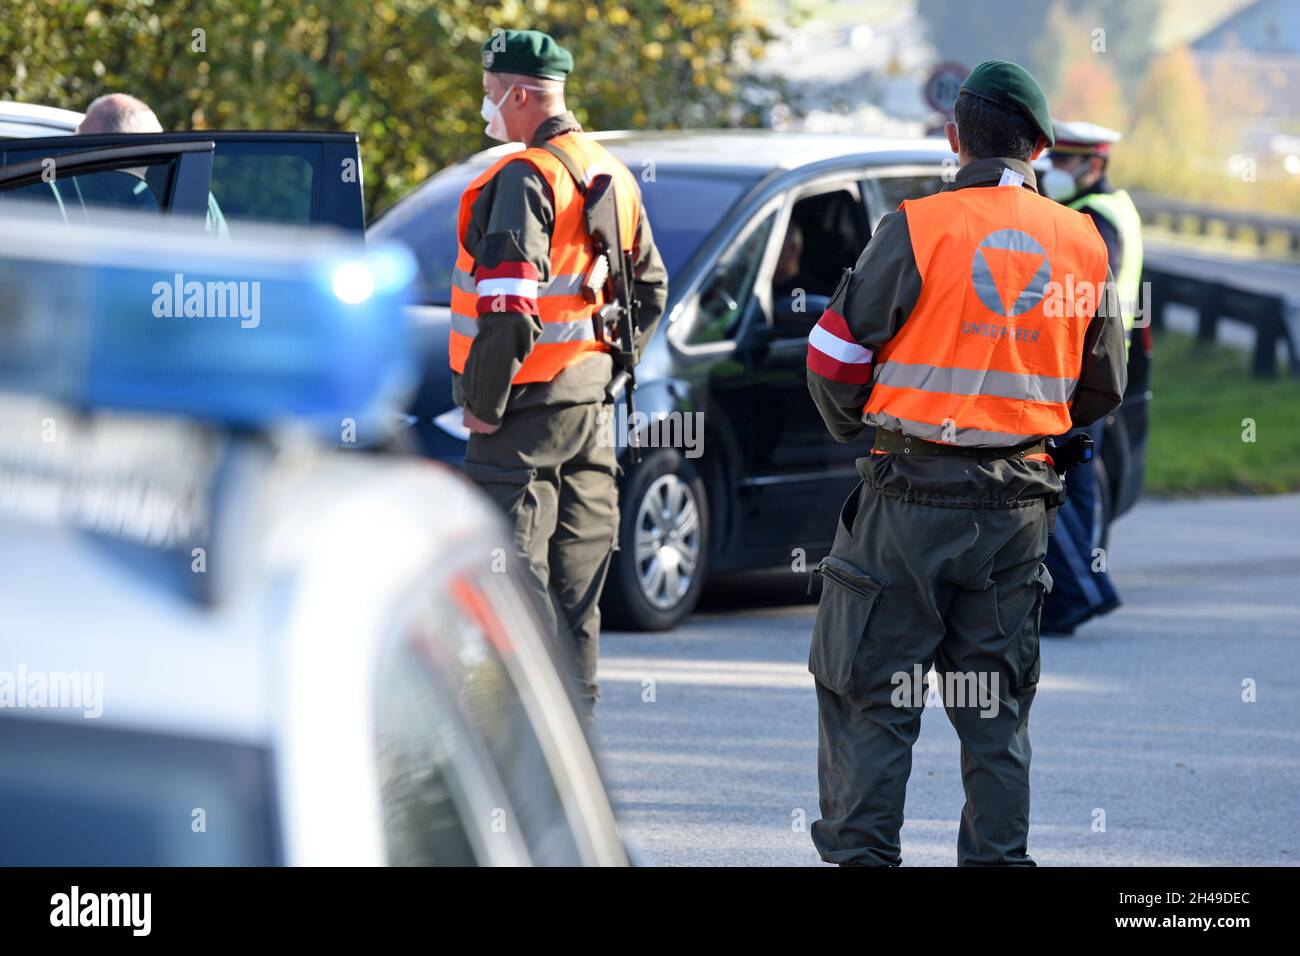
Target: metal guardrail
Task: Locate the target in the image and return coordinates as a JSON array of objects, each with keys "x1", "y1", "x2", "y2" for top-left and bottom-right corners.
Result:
[
  {"x1": 1133, "y1": 195, "x2": 1300, "y2": 377},
  {"x1": 1134, "y1": 192, "x2": 1300, "y2": 256},
  {"x1": 1144, "y1": 262, "x2": 1298, "y2": 378},
  {"x1": 1143, "y1": 248, "x2": 1300, "y2": 378}
]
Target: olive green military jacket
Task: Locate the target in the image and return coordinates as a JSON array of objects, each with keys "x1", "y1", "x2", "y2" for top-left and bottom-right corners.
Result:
[{"x1": 453, "y1": 112, "x2": 670, "y2": 426}]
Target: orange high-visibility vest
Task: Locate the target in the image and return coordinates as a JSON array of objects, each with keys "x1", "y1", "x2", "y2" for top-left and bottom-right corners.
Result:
[
  {"x1": 448, "y1": 131, "x2": 642, "y2": 384},
  {"x1": 862, "y1": 185, "x2": 1110, "y2": 446}
]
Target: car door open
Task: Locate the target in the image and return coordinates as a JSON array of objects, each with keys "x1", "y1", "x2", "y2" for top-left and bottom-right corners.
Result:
[
  {"x1": 738, "y1": 179, "x2": 872, "y2": 553},
  {"x1": 0, "y1": 140, "x2": 215, "y2": 222},
  {"x1": 0, "y1": 130, "x2": 364, "y2": 233}
]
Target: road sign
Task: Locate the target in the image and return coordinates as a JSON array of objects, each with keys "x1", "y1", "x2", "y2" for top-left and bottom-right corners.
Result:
[{"x1": 924, "y1": 62, "x2": 967, "y2": 117}]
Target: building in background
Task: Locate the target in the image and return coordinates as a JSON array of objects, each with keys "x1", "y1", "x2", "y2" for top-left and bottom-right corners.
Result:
[{"x1": 1191, "y1": 0, "x2": 1300, "y2": 176}]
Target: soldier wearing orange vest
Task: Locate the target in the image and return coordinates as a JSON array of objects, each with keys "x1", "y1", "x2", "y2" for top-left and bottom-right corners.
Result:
[
  {"x1": 451, "y1": 30, "x2": 667, "y2": 719},
  {"x1": 805, "y1": 61, "x2": 1126, "y2": 866}
]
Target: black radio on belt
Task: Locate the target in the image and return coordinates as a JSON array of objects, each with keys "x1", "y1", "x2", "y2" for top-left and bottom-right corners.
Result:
[{"x1": 1047, "y1": 433, "x2": 1094, "y2": 475}]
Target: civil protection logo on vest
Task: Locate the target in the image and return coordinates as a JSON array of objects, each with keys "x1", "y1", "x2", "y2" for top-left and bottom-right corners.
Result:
[{"x1": 971, "y1": 228, "x2": 1052, "y2": 317}]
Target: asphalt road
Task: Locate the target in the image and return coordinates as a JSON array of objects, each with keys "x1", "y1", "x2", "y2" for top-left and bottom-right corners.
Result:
[{"x1": 595, "y1": 493, "x2": 1300, "y2": 866}]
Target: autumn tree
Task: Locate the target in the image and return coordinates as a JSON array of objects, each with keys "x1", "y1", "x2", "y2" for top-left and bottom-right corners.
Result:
[
  {"x1": 1109, "y1": 45, "x2": 1211, "y2": 201},
  {"x1": 0, "y1": 0, "x2": 774, "y2": 215}
]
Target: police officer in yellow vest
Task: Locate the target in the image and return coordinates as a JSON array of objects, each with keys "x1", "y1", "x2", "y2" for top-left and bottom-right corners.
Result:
[
  {"x1": 805, "y1": 62, "x2": 1127, "y2": 865},
  {"x1": 1038, "y1": 120, "x2": 1143, "y2": 634},
  {"x1": 451, "y1": 30, "x2": 668, "y2": 718},
  {"x1": 1041, "y1": 121, "x2": 1143, "y2": 341}
]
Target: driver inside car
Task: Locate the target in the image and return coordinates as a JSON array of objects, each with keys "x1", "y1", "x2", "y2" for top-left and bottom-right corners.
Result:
[{"x1": 772, "y1": 220, "x2": 830, "y2": 331}]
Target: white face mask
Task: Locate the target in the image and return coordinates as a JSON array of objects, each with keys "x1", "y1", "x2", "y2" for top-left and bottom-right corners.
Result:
[
  {"x1": 480, "y1": 83, "x2": 552, "y2": 143},
  {"x1": 1040, "y1": 165, "x2": 1083, "y2": 203},
  {"x1": 480, "y1": 87, "x2": 513, "y2": 142}
]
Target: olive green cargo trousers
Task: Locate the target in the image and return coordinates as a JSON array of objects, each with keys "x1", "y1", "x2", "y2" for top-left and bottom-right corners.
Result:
[
  {"x1": 464, "y1": 401, "x2": 618, "y2": 719},
  {"x1": 810, "y1": 452, "x2": 1058, "y2": 866}
]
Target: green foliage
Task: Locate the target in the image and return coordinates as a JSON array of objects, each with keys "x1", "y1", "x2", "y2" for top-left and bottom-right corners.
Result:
[
  {"x1": 1146, "y1": 332, "x2": 1300, "y2": 495},
  {"x1": 0, "y1": 0, "x2": 774, "y2": 215}
]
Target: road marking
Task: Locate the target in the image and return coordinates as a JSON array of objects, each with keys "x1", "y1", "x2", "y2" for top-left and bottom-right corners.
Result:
[{"x1": 599, "y1": 657, "x2": 1109, "y2": 693}]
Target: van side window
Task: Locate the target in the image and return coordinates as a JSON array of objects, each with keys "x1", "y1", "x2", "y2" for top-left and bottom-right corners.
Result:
[
  {"x1": 209, "y1": 145, "x2": 318, "y2": 228},
  {"x1": 688, "y1": 211, "x2": 776, "y2": 345},
  {"x1": 771, "y1": 187, "x2": 869, "y2": 340}
]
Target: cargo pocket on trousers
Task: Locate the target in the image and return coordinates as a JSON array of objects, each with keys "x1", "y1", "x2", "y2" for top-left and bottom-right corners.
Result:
[
  {"x1": 462, "y1": 459, "x2": 539, "y2": 552},
  {"x1": 1019, "y1": 563, "x2": 1053, "y2": 689},
  {"x1": 809, "y1": 555, "x2": 884, "y2": 698}
]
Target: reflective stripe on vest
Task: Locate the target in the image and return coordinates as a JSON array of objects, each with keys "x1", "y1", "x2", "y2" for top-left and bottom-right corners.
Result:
[
  {"x1": 862, "y1": 183, "x2": 1110, "y2": 447},
  {"x1": 448, "y1": 132, "x2": 643, "y2": 384},
  {"x1": 1070, "y1": 188, "x2": 1143, "y2": 338}
]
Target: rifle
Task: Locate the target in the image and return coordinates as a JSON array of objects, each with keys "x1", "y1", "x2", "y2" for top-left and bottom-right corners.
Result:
[{"x1": 541, "y1": 143, "x2": 642, "y2": 463}]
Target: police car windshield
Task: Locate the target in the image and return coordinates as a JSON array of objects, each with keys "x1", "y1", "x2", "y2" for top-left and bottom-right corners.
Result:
[
  {"x1": 0, "y1": 719, "x2": 278, "y2": 865},
  {"x1": 372, "y1": 166, "x2": 749, "y2": 306}
]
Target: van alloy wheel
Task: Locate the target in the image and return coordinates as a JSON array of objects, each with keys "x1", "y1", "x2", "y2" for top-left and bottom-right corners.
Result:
[{"x1": 634, "y1": 473, "x2": 702, "y2": 611}]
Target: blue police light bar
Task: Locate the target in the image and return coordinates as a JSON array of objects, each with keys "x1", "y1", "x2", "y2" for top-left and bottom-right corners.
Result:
[{"x1": 0, "y1": 207, "x2": 416, "y2": 429}]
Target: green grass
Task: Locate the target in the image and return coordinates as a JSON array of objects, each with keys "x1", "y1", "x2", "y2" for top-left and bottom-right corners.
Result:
[{"x1": 1146, "y1": 332, "x2": 1300, "y2": 495}]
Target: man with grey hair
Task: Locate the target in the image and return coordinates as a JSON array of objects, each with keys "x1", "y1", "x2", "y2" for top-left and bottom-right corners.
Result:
[
  {"x1": 76, "y1": 93, "x2": 163, "y2": 135},
  {"x1": 76, "y1": 92, "x2": 227, "y2": 236}
]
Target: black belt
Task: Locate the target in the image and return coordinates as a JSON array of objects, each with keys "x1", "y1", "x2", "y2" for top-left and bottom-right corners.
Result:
[{"x1": 872, "y1": 428, "x2": 1046, "y2": 460}]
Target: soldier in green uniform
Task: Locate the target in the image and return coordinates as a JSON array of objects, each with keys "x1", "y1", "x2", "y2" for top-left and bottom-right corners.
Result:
[
  {"x1": 451, "y1": 30, "x2": 668, "y2": 720},
  {"x1": 805, "y1": 62, "x2": 1128, "y2": 865}
]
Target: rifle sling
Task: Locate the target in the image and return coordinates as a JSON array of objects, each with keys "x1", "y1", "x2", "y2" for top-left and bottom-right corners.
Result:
[{"x1": 539, "y1": 141, "x2": 588, "y2": 196}]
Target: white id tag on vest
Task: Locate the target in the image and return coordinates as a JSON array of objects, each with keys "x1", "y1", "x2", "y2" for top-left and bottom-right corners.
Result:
[{"x1": 998, "y1": 168, "x2": 1025, "y2": 188}]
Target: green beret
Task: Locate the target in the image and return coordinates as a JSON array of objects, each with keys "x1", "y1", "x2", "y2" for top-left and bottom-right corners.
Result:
[
  {"x1": 481, "y1": 29, "x2": 573, "y2": 81},
  {"x1": 960, "y1": 60, "x2": 1054, "y2": 147}
]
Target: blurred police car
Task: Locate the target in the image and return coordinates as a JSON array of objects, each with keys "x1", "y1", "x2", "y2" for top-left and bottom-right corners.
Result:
[{"x1": 0, "y1": 207, "x2": 627, "y2": 866}]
